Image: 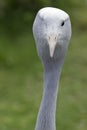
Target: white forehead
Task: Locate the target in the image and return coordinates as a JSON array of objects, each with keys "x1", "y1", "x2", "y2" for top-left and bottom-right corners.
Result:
[{"x1": 38, "y1": 7, "x2": 69, "y2": 21}]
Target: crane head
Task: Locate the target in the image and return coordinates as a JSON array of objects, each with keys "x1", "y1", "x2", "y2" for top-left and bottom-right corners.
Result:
[{"x1": 33, "y1": 7, "x2": 72, "y2": 62}]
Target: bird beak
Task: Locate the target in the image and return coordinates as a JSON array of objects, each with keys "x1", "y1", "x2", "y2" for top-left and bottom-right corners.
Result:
[{"x1": 47, "y1": 34, "x2": 57, "y2": 58}]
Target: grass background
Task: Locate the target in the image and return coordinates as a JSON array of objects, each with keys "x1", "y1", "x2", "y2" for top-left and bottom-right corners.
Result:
[{"x1": 0, "y1": 1, "x2": 87, "y2": 130}]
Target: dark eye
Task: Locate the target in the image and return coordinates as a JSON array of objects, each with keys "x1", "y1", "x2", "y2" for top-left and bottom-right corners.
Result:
[{"x1": 61, "y1": 21, "x2": 65, "y2": 26}]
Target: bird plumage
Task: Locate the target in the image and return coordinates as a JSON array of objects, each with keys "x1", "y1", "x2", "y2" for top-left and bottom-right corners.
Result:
[{"x1": 33, "y1": 7, "x2": 72, "y2": 130}]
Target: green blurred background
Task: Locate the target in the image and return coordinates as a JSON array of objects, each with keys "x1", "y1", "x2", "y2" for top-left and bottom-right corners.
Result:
[{"x1": 0, "y1": 0, "x2": 87, "y2": 130}]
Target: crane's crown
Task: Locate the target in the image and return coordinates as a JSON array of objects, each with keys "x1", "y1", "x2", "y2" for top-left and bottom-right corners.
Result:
[
  {"x1": 38, "y1": 7, "x2": 69, "y2": 21},
  {"x1": 33, "y1": 7, "x2": 72, "y2": 61}
]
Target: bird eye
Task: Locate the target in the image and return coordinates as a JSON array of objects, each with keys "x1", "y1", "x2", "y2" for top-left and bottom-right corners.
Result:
[{"x1": 61, "y1": 21, "x2": 65, "y2": 26}]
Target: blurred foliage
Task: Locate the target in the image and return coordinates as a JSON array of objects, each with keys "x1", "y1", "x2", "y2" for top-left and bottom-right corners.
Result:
[{"x1": 0, "y1": 0, "x2": 86, "y2": 15}]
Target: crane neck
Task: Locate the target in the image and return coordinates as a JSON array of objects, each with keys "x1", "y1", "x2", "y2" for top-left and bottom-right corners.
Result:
[{"x1": 35, "y1": 58, "x2": 64, "y2": 130}]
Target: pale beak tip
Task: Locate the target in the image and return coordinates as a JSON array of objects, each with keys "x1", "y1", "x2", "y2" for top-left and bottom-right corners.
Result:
[
  {"x1": 50, "y1": 50, "x2": 54, "y2": 58},
  {"x1": 49, "y1": 44, "x2": 56, "y2": 58}
]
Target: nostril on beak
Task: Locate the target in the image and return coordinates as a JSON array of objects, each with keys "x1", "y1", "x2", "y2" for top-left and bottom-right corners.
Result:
[{"x1": 54, "y1": 36, "x2": 56, "y2": 40}]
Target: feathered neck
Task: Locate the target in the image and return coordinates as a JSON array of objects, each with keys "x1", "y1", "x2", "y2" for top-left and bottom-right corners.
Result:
[{"x1": 35, "y1": 58, "x2": 64, "y2": 130}]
